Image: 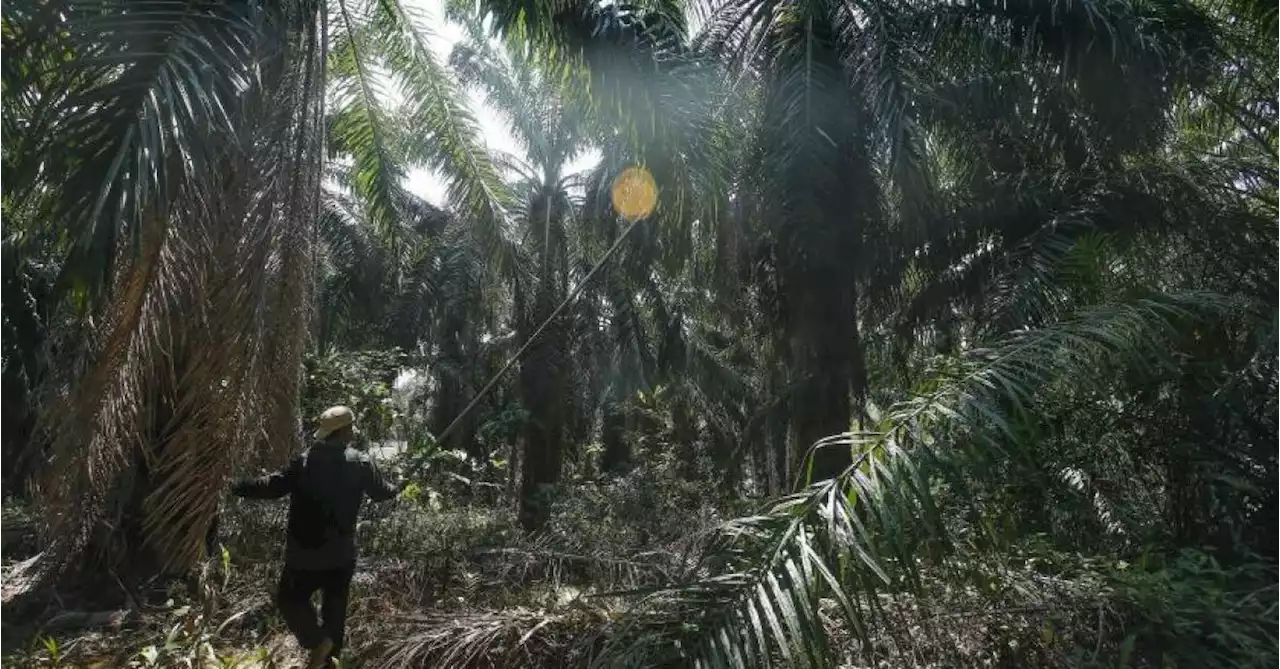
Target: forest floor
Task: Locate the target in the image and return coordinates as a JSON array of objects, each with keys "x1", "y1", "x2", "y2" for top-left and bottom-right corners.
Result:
[
  {"x1": 0, "y1": 471, "x2": 727, "y2": 668},
  {"x1": 1, "y1": 468, "x2": 1100, "y2": 668}
]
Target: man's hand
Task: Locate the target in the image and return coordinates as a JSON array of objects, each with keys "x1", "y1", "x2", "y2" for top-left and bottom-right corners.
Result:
[{"x1": 230, "y1": 460, "x2": 300, "y2": 499}]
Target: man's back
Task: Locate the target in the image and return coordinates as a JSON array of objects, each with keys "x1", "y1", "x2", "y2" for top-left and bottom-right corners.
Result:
[
  {"x1": 231, "y1": 406, "x2": 390, "y2": 668},
  {"x1": 233, "y1": 441, "x2": 399, "y2": 569}
]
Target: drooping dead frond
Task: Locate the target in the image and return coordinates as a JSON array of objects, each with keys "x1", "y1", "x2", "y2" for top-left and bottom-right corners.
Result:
[
  {"x1": 27, "y1": 0, "x2": 328, "y2": 579},
  {"x1": 33, "y1": 206, "x2": 172, "y2": 576}
]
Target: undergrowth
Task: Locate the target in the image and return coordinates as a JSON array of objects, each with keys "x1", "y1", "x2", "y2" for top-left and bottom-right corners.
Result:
[{"x1": 3, "y1": 462, "x2": 1275, "y2": 668}]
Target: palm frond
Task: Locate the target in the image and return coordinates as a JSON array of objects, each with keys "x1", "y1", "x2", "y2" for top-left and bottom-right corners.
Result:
[
  {"x1": 368, "y1": 0, "x2": 518, "y2": 276},
  {"x1": 8, "y1": 0, "x2": 266, "y2": 303},
  {"x1": 597, "y1": 291, "x2": 1233, "y2": 667},
  {"x1": 329, "y1": 0, "x2": 410, "y2": 248},
  {"x1": 374, "y1": 607, "x2": 608, "y2": 668},
  {"x1": 448, "y1": 17, "x2": 566, "y2": 169},
  {"x1": 27, "y1": 0, "x2": 327, "y2": 577}
]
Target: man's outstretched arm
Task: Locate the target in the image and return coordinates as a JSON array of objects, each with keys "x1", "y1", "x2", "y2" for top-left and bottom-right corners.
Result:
[
  {"x1": 231, "y1": 456, "x2": 301, "y2": 499},
  {"x1": 363, "y1": 457, "x2": 403, "y2": 502}
]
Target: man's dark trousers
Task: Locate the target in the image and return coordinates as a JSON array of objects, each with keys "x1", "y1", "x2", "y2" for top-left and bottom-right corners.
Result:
[{"x1": 277, "y1": 563, "x2": 356, "y2": 660}]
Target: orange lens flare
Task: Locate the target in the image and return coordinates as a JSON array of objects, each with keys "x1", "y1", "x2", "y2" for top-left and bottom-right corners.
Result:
[{"x1": 610, "y1": 165, "x2": 658, "y2": 221}]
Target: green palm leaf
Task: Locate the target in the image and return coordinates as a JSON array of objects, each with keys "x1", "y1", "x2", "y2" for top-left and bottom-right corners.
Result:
[
  {"x1": 368, "y1": 0, "x2": 518, "y2": 274},
  {"x1": 598, "y1": 291, "x2": 1234, "y2": 667},
  {"x1": 8, "y1": 0, "x2": 267, "y2": 302},
  {"x1": 330, "y1": 0, "x2": 410, "y2": 248}
]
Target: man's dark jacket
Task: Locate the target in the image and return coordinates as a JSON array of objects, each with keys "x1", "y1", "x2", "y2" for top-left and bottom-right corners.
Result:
[{"x1": 232, "y1": 440, "x2": 399, "y2": 570}]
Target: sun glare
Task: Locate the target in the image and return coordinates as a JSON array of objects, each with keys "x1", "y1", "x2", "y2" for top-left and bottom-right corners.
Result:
[{"x1": 610, "y1": 165, "x2": 658, "y2": 221}]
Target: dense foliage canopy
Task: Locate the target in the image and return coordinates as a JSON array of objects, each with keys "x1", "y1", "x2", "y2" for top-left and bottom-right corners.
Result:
[{"x1": 1, "y1": 0, "x2": 1275, "y2": 665}]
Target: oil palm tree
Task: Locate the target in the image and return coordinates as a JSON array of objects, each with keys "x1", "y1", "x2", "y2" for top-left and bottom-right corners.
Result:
[
  {"x1": 581, "y1": 0, "x2": 1276, "y2": 662},
  {"x1": 313, "y1": 169, "x2": 464, "y2": 355},
  {"x1": 463, "y1": 0, "x2": 1222, "y2": 486},
  {"x1": 692, "y1": 0, "x2": 1222, "y2": 482},
  {"x1": 3, "y1": 0, "x2": 332, "y2": 578},
  {"x1": 446, "y1": 17, "x2": 597, "y2": 529},
  {"x1": 1, "y1": 0, "x2": 510, "y2": 577}
]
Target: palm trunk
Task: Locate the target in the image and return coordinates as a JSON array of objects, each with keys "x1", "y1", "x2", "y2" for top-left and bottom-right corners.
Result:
[
  {"x1": 769, "y1": 417, "x2": 788, "y2": 495},
  {"x1": 432, "y1": 320, "x2": 478, "y2": 457},
  {"x1": 1, "y1": 253, "x2": 53, "y2": 494},
  {"x1": 673, "y1": 397, "x2": 699, "y2": 479},
  {"x1": 517, "y1": 339, "x2": 565, "y2": 529},
  {"x1": 600, "y1": 398, "x2": 629, "y2": 475},
  {"x1": 760, "y1": 369, "x2": 788, "y2": 495},
  {"x1": 517, "y1": 189, "x2": 574, "y2": 530},
  {"x1": 764, "y1": 34, "x2": 877, "y2": 485},
  {"x1": 431, "y1": 371, "x2": 470, "y2": 450},
  {"x1": 788, "y1": 266, "x2": 854, "y2": 482},
  {"x1": 709, "y1": 426, "x2": 738, "y2": 492},
  {"x1": 517, "y1": 279, "x2": 567, "y2": 530}
]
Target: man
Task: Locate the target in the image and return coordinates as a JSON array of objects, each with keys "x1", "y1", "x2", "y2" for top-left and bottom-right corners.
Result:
[{"x1": 232, "y1": 405, "x2": 401, "y2": 668}]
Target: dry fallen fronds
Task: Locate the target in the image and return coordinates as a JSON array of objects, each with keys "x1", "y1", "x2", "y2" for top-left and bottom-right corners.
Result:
[
  {"x1": 1, "y1": 553, "x2": 45, "y2": 606},
  {"x1": 368, "y1": 605, "x2": 613, "y2": 669}
]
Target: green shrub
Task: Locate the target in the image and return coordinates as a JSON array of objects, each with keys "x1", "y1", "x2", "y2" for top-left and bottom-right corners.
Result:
[
  {"x1": 1103, "y1": 550, "x2": 1278, "y2": 669},
  {"x1": 302, "y1": 349, "x2": 407, "y2": 442}
]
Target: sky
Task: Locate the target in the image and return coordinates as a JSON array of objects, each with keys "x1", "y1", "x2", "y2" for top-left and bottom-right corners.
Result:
[{"x1": 402, "y1": 0, "x2": 601, "y2": 207}]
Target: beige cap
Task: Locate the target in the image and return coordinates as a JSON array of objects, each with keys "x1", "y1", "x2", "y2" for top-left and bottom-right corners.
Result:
[{"x1": 313, "y1": 405, "x2": 356, "y2": 439}]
